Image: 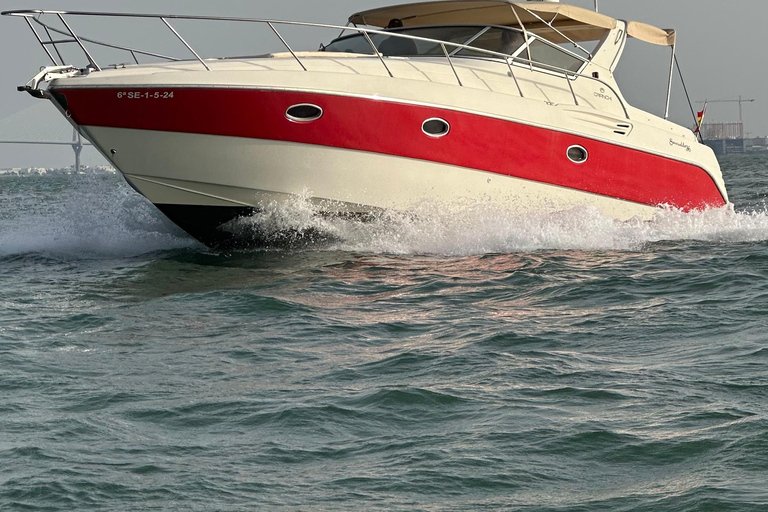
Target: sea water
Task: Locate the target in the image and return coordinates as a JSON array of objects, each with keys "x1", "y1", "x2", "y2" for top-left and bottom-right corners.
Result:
[{"x1": 1, "y1": 156, "x2": 767, "y2": 511}]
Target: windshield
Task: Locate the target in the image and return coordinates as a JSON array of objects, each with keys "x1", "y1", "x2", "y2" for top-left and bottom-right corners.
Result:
[
  {"x1": 525, "y1": 39, "x2": 584, "y2": 72},
  {"x1": 323, "y1": 26, "x2": 484, "y2": 56},
  {"x1": 453, "y1": 27, "x2": 526, "y2": 57},
  {"x1": 321, "y1": 25, "x2": 586, "y2": 73}
]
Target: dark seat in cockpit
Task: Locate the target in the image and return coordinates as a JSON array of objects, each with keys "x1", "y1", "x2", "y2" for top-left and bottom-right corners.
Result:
[
  {"x1": 379, "y1": 35, "x2": 418, "y2": 56},
  {"x1": 378, "y1": 19, "x2": 418, "y2": 56}
]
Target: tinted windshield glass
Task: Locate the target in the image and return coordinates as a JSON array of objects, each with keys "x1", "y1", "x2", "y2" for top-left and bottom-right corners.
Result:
[
  {"x1": 323, "y1": 26, "x2": 484, "y2": 56},
  {"x1": 525, "y1": 39, "x2": 584, "y2": 72},
  {"x1": 456, "y1": 28, "x2": 584, "y2": 71},
  {"x1": 454, "y1": 27, "x2": 526, "y2": 58},
  {"x1": 322, "y1": 24, "x2": 585, "y2": 72}
]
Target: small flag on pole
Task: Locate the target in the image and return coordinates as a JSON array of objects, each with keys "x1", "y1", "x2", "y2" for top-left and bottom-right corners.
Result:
[{"x1": 694, "y1": 101, "x2": 707, "y2": 134}]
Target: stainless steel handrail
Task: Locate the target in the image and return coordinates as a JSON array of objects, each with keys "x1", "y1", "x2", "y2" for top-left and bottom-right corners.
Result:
[
  {"x1": 440, "y1": 43, "x2": 463, "y2": 87},
  {"x1": 56, "y1": 12, "x2": 100, "y2": 71},
  {"x1": 267, "y1": 21, "x2": 307, "y2": 72},
  {"x1": 2, "y1": 9, "x2": 630, "y2": 119},
  {"x1": 160, "y1": 17, "x2": 209, "y2": 71},
  {"x1": 23, "y1": 16, "x2": 57, "y2": 64},
  {"x1": 24, "y1": 20, "x2": 181, "y2": 63}
]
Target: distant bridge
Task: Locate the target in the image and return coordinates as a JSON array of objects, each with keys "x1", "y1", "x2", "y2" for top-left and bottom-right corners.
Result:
[{"x1": 0, "y1": 102, "x2": 92, "y2": 172}]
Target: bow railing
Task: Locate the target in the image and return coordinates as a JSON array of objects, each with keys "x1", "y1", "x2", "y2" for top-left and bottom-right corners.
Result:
[{"x1": 2, "y1": 9, "x2": 630, "y2": 119}]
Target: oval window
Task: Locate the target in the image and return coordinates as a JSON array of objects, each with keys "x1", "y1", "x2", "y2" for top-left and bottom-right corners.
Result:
[
  {"x1": 422, "y1": 118, "x2": 450, "y2": 138},
  {"x1": 567, "y1": 145, "x2": 588, "y2": 164},
  {"x1": 286, "y1": 104, "x2": 323, "y2": 122}
]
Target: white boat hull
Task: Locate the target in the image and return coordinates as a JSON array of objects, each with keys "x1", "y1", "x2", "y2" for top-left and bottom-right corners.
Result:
[
  {"x1": 85, "y1": 126, "x2": 661, "y2": 245},
  {"x1": 40, "y1": 57, "x2": 728, "y2": 247}
]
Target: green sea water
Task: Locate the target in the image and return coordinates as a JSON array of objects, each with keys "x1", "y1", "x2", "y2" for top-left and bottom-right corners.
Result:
[{"x1": 1, "y1": 156, "x2": 768, "y2": 511}]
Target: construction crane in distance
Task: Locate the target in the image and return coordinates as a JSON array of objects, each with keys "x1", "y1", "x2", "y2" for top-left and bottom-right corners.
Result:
[{"x1": 696, "y1": 96, "x2": 755, "y2": 123}]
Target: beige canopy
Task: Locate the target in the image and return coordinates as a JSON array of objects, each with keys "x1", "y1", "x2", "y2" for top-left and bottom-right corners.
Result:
[
  {"x1": 348, "y1": 1, "x2": 676, "y2": 46},
  {"x1": 626, "y1": 20, "x2": 676, "y2": 46}
]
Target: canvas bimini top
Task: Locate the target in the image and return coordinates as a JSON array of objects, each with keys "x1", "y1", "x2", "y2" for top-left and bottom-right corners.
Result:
[{"x1": 348, "y1": 0, "x2": 676, "y2": 46}]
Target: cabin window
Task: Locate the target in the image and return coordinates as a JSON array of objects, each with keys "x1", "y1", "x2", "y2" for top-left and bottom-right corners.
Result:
[
  {"x1": 286, "y1": 104, "x2": 323, "y2": 122},
  {"x1": 567, "y1": 145, "x2": 588, "y2": 163},
  {"x1": 422, "y1": 118, "x2": 450, "y2": 137}
]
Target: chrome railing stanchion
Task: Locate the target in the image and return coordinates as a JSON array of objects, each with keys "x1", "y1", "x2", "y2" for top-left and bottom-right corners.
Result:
[
  {"x1": 43, "y1": 25, "x2": 66, "y2": 66},
  {"x1": 506, "y1": 59, "x2": 524, "y2": 97},
  {"x1": 56, "y1": 13, "x2": 100, "y2": 70},
  {"x1": 267, "y1": 22, "x2": 307, "y2": 71},
  {"x1": 160, "y1": 17, "x2": 210, "y2": 71},
  {"x1": 24, "y1": 16, "x2": 57, "y2": 65},
  {"x1": 362, "y1": 31, "x2": 393, "y2": 78},
  {"x1": 42, "y1": 21, "x2": 179, "y2": 62},
  {"x1": 565, "y1": 72, "x2": 579, "y2": 106},
  {"x1": 441, "y1": 43, "x2": 462, "y2": 87}
]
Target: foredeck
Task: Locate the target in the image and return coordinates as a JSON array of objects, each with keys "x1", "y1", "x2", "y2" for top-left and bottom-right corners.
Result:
[
  {"x1": 2, "y1": 5, "x2": 704, "y2": 149},
  {"x1": 3, "y1": 9, "x2": 632, "y2": 119}
]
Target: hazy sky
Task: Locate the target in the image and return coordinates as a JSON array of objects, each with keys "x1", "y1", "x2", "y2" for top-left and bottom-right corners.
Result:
[{"x1": 1, "y1": 0, "x2": 766, "y2": 167}]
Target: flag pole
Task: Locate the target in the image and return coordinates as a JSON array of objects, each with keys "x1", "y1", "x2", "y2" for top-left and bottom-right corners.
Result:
[
  {"x1": 675, "y1": 56, "x2": 703, "y2": 143},
  {"x1": 694, "y1": 100, "x2": 707, "y2": 140}
]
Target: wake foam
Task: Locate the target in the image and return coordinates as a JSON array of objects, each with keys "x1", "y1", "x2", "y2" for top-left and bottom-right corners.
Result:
[
  {"x1": 232, "y1": 196, "x2": 768, "y2": 256},
  {"x1": 0, "y1": 176, "x2": 195, "y2": 259},
  {"x1": 5, "y1": 176, "x2": 768, "y2": 258}
]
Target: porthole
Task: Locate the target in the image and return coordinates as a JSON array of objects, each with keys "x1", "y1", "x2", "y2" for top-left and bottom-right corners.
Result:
[
  {"x1": 567, "y1": 145, "x2": 588, "y2": 164},
  {"x1": 286, "y1": 104, "x2": 323, "y2": 122},
  {"x1": 422, "y1": 118, "x2": 450, "y2": 138}
]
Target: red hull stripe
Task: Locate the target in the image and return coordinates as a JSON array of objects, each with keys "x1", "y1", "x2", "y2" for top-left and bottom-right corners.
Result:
[{"x1": 54, "y1": 87, "x2": 726, "y2": 210}]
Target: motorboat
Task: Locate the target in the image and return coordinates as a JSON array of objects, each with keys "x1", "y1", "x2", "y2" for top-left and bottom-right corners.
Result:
[{"x1": 3, "y1": 1, "x2": 729, "y2": 248}]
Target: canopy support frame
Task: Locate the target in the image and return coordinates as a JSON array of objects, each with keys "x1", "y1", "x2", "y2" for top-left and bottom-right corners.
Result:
[
  {"x1": 509, "y1": 5, "x2": 533, "y2": 71},
  {"x1": 663, "y1": 44, "x2": 675, "y2": 119},
  {"x1": 516, "y1": 4, "x2": 593, "y2": 59}
]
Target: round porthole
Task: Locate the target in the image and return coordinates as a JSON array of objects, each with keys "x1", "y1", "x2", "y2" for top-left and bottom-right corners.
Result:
[
  {"x1": 567, "y1": 145, "x2": 588, "y2": 164},
  {"x1": 422, "y1": 118, "x2": 450, "y2": 138},
  {"x1": 286, "y1": 104, "x2": 323, "y2": 122}
]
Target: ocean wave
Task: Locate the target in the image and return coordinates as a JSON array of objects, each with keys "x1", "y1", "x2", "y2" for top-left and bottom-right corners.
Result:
[{"x1": 0, "y1": 176, "x2": 196, "y2": 259}]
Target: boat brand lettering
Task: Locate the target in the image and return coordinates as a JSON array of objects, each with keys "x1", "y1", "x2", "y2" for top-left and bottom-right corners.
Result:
[
  {"x1": 594, "y1": 88, "x2": 612, "y2": 101},
  {"x1": 669, "y1": 139, "x2": 691, "y2": 152},
  {"x1": 117, "y1": 91, "x2": 174, "y2": 99}
]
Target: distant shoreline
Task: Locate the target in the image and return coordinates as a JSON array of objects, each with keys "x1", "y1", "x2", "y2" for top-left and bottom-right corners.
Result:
[{"x1": 0, "y1": 166, "x2": 116, "y2": 177}]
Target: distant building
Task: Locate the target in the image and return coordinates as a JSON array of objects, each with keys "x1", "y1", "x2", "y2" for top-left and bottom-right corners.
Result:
[
  {"x1": 746, "y1": 137, "x2": 768, "y2": 152},
  {"x1": 701, "y1": 122, "x2": 768, "y2": 155},
  {"x1": 700, "y1": 122, "x2": 743, "y2": 141}
]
